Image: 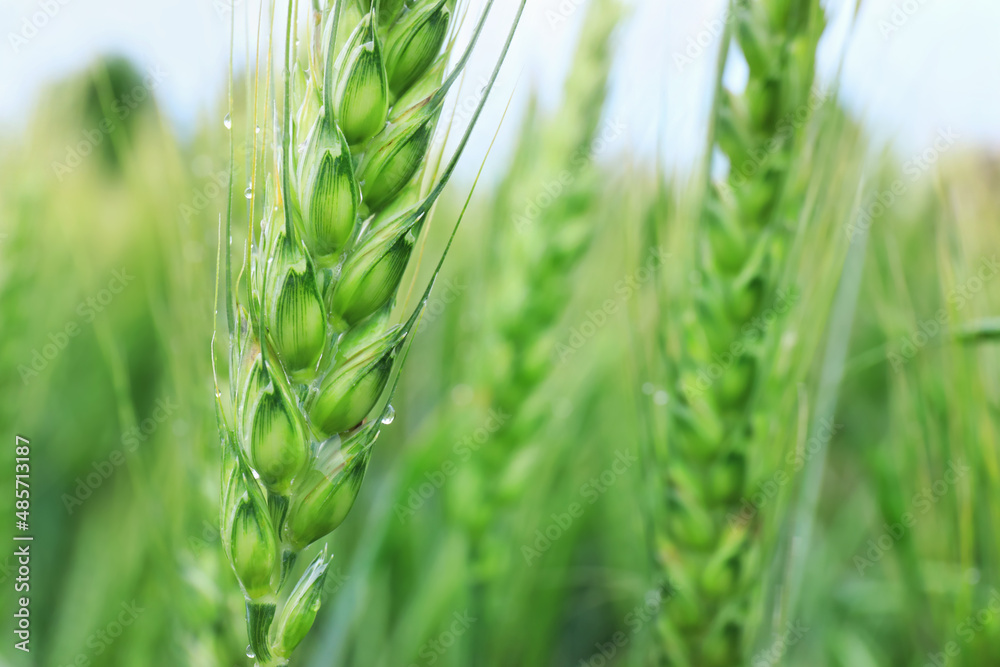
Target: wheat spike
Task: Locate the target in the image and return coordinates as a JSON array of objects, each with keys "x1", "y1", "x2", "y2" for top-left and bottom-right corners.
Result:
[
  {"x1": 655, "y1": 1, "x2": 824, "y2": 665},
  {"x1": 214, "y1": 1, "x2": 526, "y2": 664}
]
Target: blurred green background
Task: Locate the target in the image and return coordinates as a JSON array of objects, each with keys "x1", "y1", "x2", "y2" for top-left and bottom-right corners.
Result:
[{"x1": 2, "y1": 1, "x2": 1000, "y2": 666}]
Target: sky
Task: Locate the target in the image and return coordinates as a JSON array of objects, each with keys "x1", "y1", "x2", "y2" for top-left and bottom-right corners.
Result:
[{"x1": 2, "y1": 0, "x2": 998, "y2": 178}]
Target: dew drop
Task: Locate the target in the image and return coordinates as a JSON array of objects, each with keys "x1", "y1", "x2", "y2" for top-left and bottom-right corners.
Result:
[
  {"x1": 255, "y1": 125, "x2": 261, "y2": 134},
  {"x1": 245, "y1": 185, "x2": 254, "y2": 199},
  {"x1": 381, "y1": 405, "x2": 395, "y2": 425},
  {"x1": 224, "y1": 113, "x2": 232, "y2": 129},
  {"x1": 246, "y1": 646, "x2": 255, "y2": 659}
]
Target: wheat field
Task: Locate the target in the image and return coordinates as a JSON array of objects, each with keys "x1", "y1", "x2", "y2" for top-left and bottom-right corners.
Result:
[{"x1": 1, "y1": 1, "x2": 999, "y2": 666}]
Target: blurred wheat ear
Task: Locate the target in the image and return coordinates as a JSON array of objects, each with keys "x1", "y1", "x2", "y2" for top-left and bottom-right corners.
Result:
[
  {"x1": 454, "y1": 0, "x2": 625, "y2": 659},
  {"x1": 213, "y1": 0, "x2": 526, "y2": 664},
  {"x1": 649, "y1": 1, "x2": 826, "y2": 664}
]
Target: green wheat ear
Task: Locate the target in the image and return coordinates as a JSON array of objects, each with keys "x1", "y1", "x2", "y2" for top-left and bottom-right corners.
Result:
[
  {"x1": 654, "y1": 1, "x2": 825, "y2": 665},
  {"x1": 213, "y1": 1, "x2": 527, "y2": 664}
]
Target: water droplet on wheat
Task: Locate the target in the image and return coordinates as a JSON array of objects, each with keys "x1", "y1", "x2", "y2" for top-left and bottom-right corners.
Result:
[
  {"x1": 255, "y1": 125, "x2": 261, "y2": 134},
  {"x1": 246, "y1": 646, "x2": 255, "y2": 659},
  {"x1": 223, "y1": 113, "x2": 232, "y2": 129},
  {"x1": 245, "y1": 185, "x2": 254, "y2": 199},
  {"x1": 381, "y1": 405, "x2": 395, "y2": 425}
]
